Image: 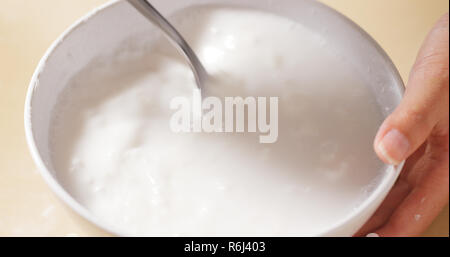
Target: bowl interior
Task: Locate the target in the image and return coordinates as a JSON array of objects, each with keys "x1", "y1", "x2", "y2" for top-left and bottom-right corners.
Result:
[{"x1": 26, "y1": 0, "x2": 404, "y2": 236}]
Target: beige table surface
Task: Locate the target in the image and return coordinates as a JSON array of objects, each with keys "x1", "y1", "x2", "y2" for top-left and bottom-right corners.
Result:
[{"x1": 0, "y1": 0, "x2": 448, "y2": 237}]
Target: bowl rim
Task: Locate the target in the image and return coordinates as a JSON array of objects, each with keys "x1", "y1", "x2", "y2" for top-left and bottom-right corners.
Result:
[
  {"x1": 309, "y1": 0, "x2": 406, "y2": 236},
  {"x1": 24, "y1": 0, "x2": 124, "y2": 236},
  {"x1": 24, "y1": 0, "x2": 405, "y2": 237}
]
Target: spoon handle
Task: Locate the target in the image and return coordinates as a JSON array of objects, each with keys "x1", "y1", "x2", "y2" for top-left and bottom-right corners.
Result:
[{"x1": 127, "y1": 0, "x2": 207, "y2": 89}]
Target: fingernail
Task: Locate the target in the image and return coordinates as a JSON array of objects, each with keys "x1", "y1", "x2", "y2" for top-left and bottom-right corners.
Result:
[
  {"x1": 366, "y1": 233, "x2": 380, "y2": 237},
  {"x1": 377, "y1": 129, "x2": 410, "y2": 165}
]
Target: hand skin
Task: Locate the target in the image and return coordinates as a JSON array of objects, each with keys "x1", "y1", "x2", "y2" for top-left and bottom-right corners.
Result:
[{"x1": 357, "y1": 13, "x2": 449, "y2": 237}]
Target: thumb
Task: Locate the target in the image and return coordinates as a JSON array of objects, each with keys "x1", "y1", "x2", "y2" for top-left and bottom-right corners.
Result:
[{"x1": 374, "y1": 13, "x2": 449, "y2": 165}]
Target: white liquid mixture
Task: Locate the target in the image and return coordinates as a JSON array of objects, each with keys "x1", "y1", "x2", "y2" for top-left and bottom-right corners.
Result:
[{"x1": 50, "y1": 6, "x2": 385, "y2": 236}]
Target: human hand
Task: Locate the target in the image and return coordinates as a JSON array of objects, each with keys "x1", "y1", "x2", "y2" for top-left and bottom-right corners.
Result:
[{"x1": 358, "y1": 13, "x2": 449, "y2": 237}]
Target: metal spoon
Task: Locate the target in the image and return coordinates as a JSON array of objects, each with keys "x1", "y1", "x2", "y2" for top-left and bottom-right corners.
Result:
[{"x1": 127, "y1": 0, "x2": 208, "y2": 91}]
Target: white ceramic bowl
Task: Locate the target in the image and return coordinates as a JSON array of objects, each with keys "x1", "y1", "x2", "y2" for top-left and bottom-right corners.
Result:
[{"x1": 25, "y1": 0, "x2": 405, "y2": 236}]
